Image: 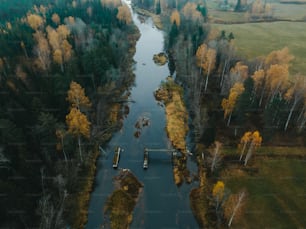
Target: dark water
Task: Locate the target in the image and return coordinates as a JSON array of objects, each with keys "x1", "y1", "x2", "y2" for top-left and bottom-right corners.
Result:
[{"x1": 86, "y1": 3, "x2": 198, "y2": 229}]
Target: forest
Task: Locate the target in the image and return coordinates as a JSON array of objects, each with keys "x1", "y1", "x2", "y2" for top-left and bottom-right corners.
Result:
[
  {"x1": 1, "y1": 0, "x2": 305, "y2": 228},
  {"x1": 0, "y1": 0, "x2": 138, "y2": 228}
]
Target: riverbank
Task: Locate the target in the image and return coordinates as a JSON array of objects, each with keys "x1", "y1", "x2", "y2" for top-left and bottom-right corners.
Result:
[{"x1": 71, "y1": 25, "x2": 141, "y2": 229}]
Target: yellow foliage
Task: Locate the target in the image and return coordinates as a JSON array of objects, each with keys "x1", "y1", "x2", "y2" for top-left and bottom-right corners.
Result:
[
  {"x1": 230, "y1": 62, "x2": 249, "y2": 80},
  {"x1": 53, "y1": 49, "x2": 63, "y2": 65},
  {"x1": 265, "y1": 47, "x2": 294, "y2": 67},
  {"x1": 117, "y1": 4, "x2": 132, "y2": 24},
  {"x1": 66, "y1": 81, "x2": 92, "y2": 109},
  {"x1": 266, "y1": 64, "x2": 289, "y2": 92},
  {"x1": 221, "y1": 82, "x2": 245, "y2": 119},
  {"x1": 51, "y1": 13, "x2": 60, "y2": 25},
  {"x1": 213, "y1": 181, "x2": 225, "y2": 200},
  {"x1": 182, "y1": 2, "x2": 202, "y2": 21},
  {"x1": 26, "y1": 13, "x2": 44, "y2": 30},
  {"x1": 252, "y1": 69, "x2": 265, "y2": 88},
  {"x1": 170, "y1": 10, "x2": 180, "y2": 26},
  {"x1": 66, "y1": 108, "x2": 91, "y2": 138}
]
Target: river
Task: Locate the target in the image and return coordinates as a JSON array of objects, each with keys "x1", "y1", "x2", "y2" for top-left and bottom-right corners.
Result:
[{"x1": 86, "y1": 2, "x2": 198, "y2": 228}]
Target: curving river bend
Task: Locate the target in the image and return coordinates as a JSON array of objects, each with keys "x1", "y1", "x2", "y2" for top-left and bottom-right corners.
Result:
[{"x1": 86, "y1": 2, "x2": 198, "y2": 228}]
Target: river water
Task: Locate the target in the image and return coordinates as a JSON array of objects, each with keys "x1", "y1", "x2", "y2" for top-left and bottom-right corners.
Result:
[{"x1": 86, "y1": 2, "x2": 198, "y2": 228}]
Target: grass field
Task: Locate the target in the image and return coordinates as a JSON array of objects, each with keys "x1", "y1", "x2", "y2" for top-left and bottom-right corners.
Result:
[
  {"x1": 212, "y1": 21, "x2": 306, "y2": 74},
  {"x1": 222, "y1": 159, "x2": 306, "y2": 228}
]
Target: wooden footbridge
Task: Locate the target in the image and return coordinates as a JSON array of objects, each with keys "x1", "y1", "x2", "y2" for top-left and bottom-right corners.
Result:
[{"x1": 143, "y1": 148, "x2": 178, "y2": 169}]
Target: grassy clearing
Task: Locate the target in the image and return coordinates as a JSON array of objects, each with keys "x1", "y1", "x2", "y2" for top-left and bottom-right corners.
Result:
[
  {"x1": 212, "y1": 21, "x2": 306, "y2": 74},
  {"x1": 221, "y1": 159, "x2": 306, "y2": 228},
  {"x1": 273, "y1": 3, "x2": 306, "y2": 19},
  {"x1": 223, "y1": 146, "x2": 306, "y2": 157}
]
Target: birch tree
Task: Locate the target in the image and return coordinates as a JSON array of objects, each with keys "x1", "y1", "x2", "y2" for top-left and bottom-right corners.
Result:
[
  {"x1": 221, "y1": 82, "x2": 245, "y2": 126},
  {"x1": 224, "y1": 190, "x2": 246, "y2": 227},
  {"x1": 244, "y1": 131, "x2": 262, "y2": 165},
  {"x1": 208, "y1": 141, "x2": 222, "y2": 173},
  {"x1": 284, "y1": 75, "x2": 306, "y2": 131},
  {"x1": 66, "y1": 108, "x2": 90, "y2": 162}
]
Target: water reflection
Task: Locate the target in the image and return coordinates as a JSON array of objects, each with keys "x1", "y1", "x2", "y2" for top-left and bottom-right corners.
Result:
[{"x1": 86, "y1": 3, "x2": 198, "y2": 229}]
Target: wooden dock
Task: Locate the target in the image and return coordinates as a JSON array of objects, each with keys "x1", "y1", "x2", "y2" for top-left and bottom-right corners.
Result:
[{"x1": 112, "y1": 147, "x2": 121, "y2": 168}]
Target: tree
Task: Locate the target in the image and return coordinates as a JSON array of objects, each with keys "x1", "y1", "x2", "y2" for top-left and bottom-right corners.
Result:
[
  {"x1": 265, "y1": 47, "x2": 294, "y2": 67},
  {"x1": 117, "y1": 4, "x2": 132, "y2": 24},
  {"x1": 66, "y1": 81, "x2": 91, "y2": 110},
  {"x1": 66, "y1": 108, "x2": 91, "y2": 162},
  {"x1": 221, "y1": 82, "x2": 245, "y2": 126},
  {"x1": 283, "y1": 75, "x2": 306, "y2": 131},
  {"x1": 244, "y1": 131, "x2": 262, "y2": 165},
  {"x1": 182, "y1": 2, "x2": 203, "y2": 21},
  {"x1": 213, "y1": 181, "x2": 225, "y2": 208},
  {"x1": 208, "y1": 141, "x2": 222, "y2": 173},
  {"x1": 55, "y1": 128, "x2": 68, "y2": 163},
  {"x1": 33, "y1": 31, "x2": 51, "y2": 71},
  {"x1": 155, "y1": 0, "x2": 161, "y2": 14},
  {"x1": 195, "y1": 44, "x2": 216, "y2": 92},
  {"x1": 252, "y1": 69, "x2": 265, "y2": 106},
  {"x1": 170, "y1": 10, "x2": 181, "y2": 26},
  {"x1": 239, "y1": 131, "x2": 252, "y2": 161},
  {"x1": 224, "y1": 190, "x2": 246, "y2": 227},
  {"x1": 46, "y1": 25, "x2": 72, "y2": 72},
  {"x1": 266, "y1": 64, "x2": 289, "y2": 105},
  {"x1": 26, "y1": 13, "x2": 44, "y2": 31},
  {"x1": 51, "y1": 13, "x2": 60, "y2": 25}
]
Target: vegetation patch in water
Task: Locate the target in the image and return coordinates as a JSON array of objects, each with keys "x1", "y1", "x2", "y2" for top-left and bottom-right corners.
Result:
[
  {"x1": 104, "y1": 170, "x2": 143, "y2": 229},
  {"x1": 155, "y1": 77, "x2": 190, "y2": 185},
  {"x1": 153, "y1": 52, "x2": 168, "y2": 66}
]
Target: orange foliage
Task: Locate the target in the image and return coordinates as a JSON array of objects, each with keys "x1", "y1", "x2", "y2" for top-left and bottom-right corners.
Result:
[
  {"x1": 66, "y1": 108, "x2": 91, "y2": 139},
  {"x1": 117, "y1": 4, "x2": 132, "y2": 24},
  {"x1": 170, "y1": 10, "x2": 180, "y2": 26}
]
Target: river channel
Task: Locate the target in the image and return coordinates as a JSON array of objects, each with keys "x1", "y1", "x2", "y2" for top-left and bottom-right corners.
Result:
[{"x1": 86, "y1": 2, "x2": 198, "y2": 228}]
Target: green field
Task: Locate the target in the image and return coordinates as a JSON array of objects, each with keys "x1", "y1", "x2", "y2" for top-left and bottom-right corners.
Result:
[
  {"x1": 212, "y1": 21, "x2": 306, "y2": 74},
  {"x1": 222, "y1": 159, "x2": 306, "y2": 228}
]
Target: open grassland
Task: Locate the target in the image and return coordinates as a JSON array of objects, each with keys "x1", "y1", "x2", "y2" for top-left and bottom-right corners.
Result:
[
  {"x1": 222, "y1": 159, "x2": 306, "y2": 228},
  {"x1": 273, "y1": 3, "x2": 306, "y2": 19},
  {"x1": 212, "y1": 22, "x2": 306, "y2": 74}
]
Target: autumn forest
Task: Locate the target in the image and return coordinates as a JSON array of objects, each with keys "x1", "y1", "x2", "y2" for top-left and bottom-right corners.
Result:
[{"x1": 0, "y1": 0, "x2": 305, "y2": 228}]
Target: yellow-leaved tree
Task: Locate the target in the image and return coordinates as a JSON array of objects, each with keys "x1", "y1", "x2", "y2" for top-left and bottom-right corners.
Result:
[
  {"x1": 117, "y1": 4, "x2": 132, "y2": 24},
  {"x1": 170, "y1": 10, "x2": 181, "y2": 26},
  {"x1": 196, "y1": 44, "x2": 217, "y2": 92},
  {"x1": 26, "y1": 13, "x2": 44, "y2": 31},
  {"x1": 66, "y1": 108, "x2": 91, "y2": 162},
  {"x1": 66, "y1": 81, "x2": 91, "y2": 162},
  {"x1": 242, "y1": 131, "x2": 262, "y2": 165},
  {"x1": 66, "y1": 81, "x2": 91, "y2": 110},
  {"x1": 221, "y1": 82, "x2": 245, "y2": 126}
]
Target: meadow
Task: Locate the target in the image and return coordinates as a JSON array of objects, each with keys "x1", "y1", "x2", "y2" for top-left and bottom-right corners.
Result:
[
  {"x1": 222, "y1": 159, "x2": 306, "y2": 228},
  {"x1": 208, "y1": 1, "x2": 306, "y2": 74}
]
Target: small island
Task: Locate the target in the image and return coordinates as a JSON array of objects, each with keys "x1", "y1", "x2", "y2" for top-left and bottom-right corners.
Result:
[
  {"x1": 153, "y1": 52, "x2": 168, "y2": 66},
  {"x1": 104, "y1": 169, "x2": 143, "y2": 229}
]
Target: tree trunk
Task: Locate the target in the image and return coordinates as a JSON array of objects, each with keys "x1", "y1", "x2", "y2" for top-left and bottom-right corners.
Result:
[
  {"x1": 61, "y1": 137, "x2": 68, "y2": 163},
  {"x1": 284, "y1": 100, "x2": 297, "y2": 131},
  {"x1": 204, "y1": 61, "x2": 212, "y2": 92},
  {"x1": 244, "y1": 143, "x2": 254, "y2": 166},
  {"x1": 228, "y1": 191, "x2": 245, "y2": 227},
  {"x1": 78, "y1": 135, "x2": 83, "y2": 162},
  {"x1": 227, "y1": 112, "x2": 232, "y2": 126},
  {"x1": 220, "y1": 59, "x2": 228, "y2": 88},
  {"x1": 239, "y1": 142, "x2": 247, "y2": 161}
]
